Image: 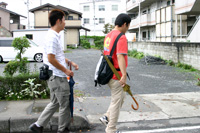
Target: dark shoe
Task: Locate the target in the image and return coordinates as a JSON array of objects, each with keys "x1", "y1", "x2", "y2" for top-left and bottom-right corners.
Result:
[{"x1": 29, "y1": 123, "x2": 43, "y2": 133}]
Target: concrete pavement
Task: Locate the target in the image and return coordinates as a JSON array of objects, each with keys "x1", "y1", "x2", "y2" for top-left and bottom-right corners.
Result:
[{"x1": 0, "y1": 91, "x2": 200, "y2": 132}]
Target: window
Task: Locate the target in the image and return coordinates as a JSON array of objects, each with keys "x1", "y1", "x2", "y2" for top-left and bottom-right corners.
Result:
[
  {"x1": 142, "y1": 10, "x2": 147, "y2": 15},
  {"x1": 167, "y1": 1, "x2": 170, "y2": 6},
  {"x1": 68, "y1": 16, "x2": 73, "y2": 20},
  {"x1": 172, "y1": 0, "x2": 175, "y2": 4},
  {"x1": 112, "y1": 18, "x2": 116, "y2": 23},
  {"x1": 142, "y1": 32, "x2": 146, "y2": 39},
  {"x1": 112, "y1": 5, "x2": 118, "y2": 11},
  {"x1": 0, "y1": 40, "x2": 13, "y2": 47},
  {"x1": 26, "y1": 34, "x2": 33, "y2": 40},
  {"x1": 148, "y1": 8, "x2": 151, "y2": 13},
  {"x1": 129, "y1": 14, "x2": 138, "y2": 19},
  {"x1": 84, "y1": 18, "x2": 89, "y2": 24},
  {"x1": 83, "y1": 6, "x2": 89, "y2": 11},
  {"x1": 0, "y1": 17, "x2": 1, "y2": 26},
  {"x1": 99, "y1": 18, "x2": 105, "y2": 24},
  {"x1": 99, "y1": 5, "x2": 105, "y2": 11}
]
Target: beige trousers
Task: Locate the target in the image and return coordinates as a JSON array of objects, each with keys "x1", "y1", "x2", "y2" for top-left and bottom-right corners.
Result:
[{"x1": 105, "y1": 79, "x2": 126, "y2": 133}]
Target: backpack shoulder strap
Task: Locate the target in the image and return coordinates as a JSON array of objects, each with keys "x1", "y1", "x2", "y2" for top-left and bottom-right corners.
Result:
[{"x1": 110, "y1": 32, "x2": 124, "y2": 56}]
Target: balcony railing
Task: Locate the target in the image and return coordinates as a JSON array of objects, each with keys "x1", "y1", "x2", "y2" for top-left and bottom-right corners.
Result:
[
  {"x1": 175, "y1": 0, "x2": 196, "y2": 15},
  {"x1": 126, "y1": 0, "x2": 139, "y2": 12},
  {"x1": 10, "y1": 23, "x2": 25, "y2": 31},
  {"x1": 129, "y1": 12, "x2": 156, "y2": 29}
]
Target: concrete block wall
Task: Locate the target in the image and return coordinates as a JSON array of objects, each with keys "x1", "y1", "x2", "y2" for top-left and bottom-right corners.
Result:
[{"x1": 128, "y1": 42, "x2": 200, "y2": 70}]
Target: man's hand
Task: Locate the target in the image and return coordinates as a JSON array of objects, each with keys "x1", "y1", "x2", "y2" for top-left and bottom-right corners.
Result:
[
  {"x1": 119, "y1": 75, "x2": 127, "y2": 87},
  {"x1": 72, "y1": 62, "x2": 79, "y2": 70},
  {"x1": 117, "y1": 54, "x2": 127, "y2": 87},
  {"x1": 66, "y1": 59, "x2": 79, "y2": 70},
  {"x1": 64, "y1": 69, "x2": 74, "y2": 77}
]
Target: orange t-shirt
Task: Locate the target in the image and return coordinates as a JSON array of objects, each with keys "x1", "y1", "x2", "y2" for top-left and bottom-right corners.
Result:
[{"x1": 103, "y1": 30, "x2": 128, "y2": 80}]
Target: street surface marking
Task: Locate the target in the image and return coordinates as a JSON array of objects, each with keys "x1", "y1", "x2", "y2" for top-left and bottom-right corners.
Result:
[{"x1": 123, "y1": 125, "x2": 200, "y2": 133}]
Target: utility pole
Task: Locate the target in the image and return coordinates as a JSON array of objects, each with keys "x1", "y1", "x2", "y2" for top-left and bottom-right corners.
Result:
[
  {"x1": 93, "y1": 0, "x2": 95, "y2": 36},
  {"x1": 138, "y1": 0, "x2": 141, "y2": 41},
  {"x1": 25, "y1": 0, "x2": 30, "y2": 29}
]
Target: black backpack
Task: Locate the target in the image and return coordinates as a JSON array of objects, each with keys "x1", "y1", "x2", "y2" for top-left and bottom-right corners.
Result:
[{"x1": 94, "y1": 32, "x2": 123, "y2": 86}]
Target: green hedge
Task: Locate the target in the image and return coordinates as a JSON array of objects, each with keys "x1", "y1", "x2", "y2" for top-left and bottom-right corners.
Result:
[
  {"x1": 128, "y1": 49, "x2": 145, "y2": 59},
  {"x1": 80, "y1": 36, "x2": 105, "y2": 50},
  {"x1": 0, "y1": 73, "x2": 49, "y2": 100},
  {"x1": 81, "y1": 40, "x2": 91, "y2": 49},
  {"x1": 94, "y1": 38, "x2": 104, "y2": 49}
]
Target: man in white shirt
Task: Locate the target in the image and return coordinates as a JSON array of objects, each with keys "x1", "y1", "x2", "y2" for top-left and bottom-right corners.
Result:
[{"x1": 29, "y1": 9, "x2": 78, "y2": 133}]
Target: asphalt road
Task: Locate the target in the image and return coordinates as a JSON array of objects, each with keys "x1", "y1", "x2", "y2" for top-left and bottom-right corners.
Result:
[{"x1": 0, "y1": 49, "x2": 200, "y2": 97}]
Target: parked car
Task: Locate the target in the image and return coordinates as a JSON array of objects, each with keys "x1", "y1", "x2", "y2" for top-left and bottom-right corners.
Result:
[{"x1": 0, "y1": 37, "x2": 43, "y2": 63}]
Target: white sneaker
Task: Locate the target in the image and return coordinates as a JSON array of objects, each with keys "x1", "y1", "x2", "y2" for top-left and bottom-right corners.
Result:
[{"x1": 99, "y1": 116, "x2": 109, "y2": 126}]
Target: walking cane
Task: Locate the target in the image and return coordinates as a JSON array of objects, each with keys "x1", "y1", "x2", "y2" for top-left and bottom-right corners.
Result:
[{"x1": 101, "y1": 51, "x2": 139, "y2": 110}]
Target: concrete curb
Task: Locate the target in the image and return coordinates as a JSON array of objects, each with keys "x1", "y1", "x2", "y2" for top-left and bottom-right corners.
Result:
[{"x1": 0, "y1": 114, "x2": 90, "y2": 133}]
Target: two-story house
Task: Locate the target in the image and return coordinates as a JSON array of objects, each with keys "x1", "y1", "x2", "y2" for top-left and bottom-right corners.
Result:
[
  {"x1": 29, "y1": 3, "x2": 90, "y2": 48},
  {"x1": 0, "y1": 2, "x2": 26, "y2": 37}
]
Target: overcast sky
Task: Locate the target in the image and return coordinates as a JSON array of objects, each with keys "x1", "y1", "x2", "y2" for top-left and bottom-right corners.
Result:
[{"x1": 4, "y1": 0, "x2": 80, "y2": 27}]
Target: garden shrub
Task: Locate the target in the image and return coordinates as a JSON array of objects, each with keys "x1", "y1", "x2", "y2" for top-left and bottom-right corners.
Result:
[
  {"x1": 80, "y1": 36, "x2": 105, "y2": 50},
  {"x1": 3, "y1": 60, "x2": 19, "y2": 76},
  {"x1": 94, "y1": 38, "x2": 104, "y2": 50},
  {"x1": 0, "y1": 73, "x2": 48, "y2": 100},
  {"x1": 81, "y1": 40, "x2": 91, "y2": 49},
  {"x1": 128, "y1": 49, "x2": 144, "y2": 59},
  {"x1": 4, "y1": 37, "x2": 30, "y2": 76}
]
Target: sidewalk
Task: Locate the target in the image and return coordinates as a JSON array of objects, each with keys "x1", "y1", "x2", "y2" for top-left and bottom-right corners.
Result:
[
  {"x1": 0, "y1": 91, "x2": 200, "y2": 132},
  {"x1": 80, "y1": 91, "x2": 200, "y2": 132}
]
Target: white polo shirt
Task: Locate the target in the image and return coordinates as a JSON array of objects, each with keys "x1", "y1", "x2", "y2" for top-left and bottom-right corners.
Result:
[{"x1": 43, "y1": 29, "x2": 67, "y2": 77}]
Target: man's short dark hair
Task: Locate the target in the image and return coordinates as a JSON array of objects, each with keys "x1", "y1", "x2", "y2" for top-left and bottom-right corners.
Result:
[
  {"x1": 115, "y1": 13, "x2": 131, "y2": 27},
  {"x1": 49, "y1": 9, "x2": 65, "y2": 27}
]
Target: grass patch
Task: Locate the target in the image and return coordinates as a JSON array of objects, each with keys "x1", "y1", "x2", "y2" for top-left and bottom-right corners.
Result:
[
  {"x1": 128, "y1": 49, "x2": 144, "y2": 59},
  {"x1": 67, "y1": 45, "x2": 77, "y2": 49},
  {"x1": 166, "y1": 61, "x2": 198, "y2": 72},
  {"x1": 74, "y1": 90, "x2": 84, "y2": 97},
  {"x1": 64, "y1": 50, "x2": 72, "y2": 53}
]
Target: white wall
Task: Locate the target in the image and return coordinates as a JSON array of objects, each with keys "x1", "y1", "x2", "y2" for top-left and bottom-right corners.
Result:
[
  {"x1": 13, "y1": 29, "x2": 66, "y2": 50},
  {"x1": 187, "y1": 18, "x2": 200, "y2": 42},
  {"x1": 13, "y1": 30, "x2": 48, "y2": 47}
]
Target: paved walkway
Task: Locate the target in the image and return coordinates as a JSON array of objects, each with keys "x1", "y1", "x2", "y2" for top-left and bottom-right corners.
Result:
[{"x1": 0, "y1": 49, "x2": 200, "y2": 132}]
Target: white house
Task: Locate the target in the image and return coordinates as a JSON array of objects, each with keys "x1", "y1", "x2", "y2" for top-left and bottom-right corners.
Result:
[{"x1": 79, "y1": 0, "x2": 126, "y2": 36}]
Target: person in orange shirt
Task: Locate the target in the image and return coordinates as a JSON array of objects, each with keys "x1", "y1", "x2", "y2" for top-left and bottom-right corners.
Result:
[{"x1": 99, "y1": 13, "x2": 131, "y2": 133}]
